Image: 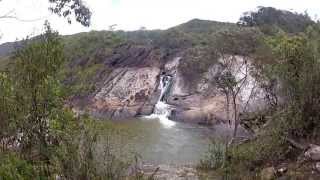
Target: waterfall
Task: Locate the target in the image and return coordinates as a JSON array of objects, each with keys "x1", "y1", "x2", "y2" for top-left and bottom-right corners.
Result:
[{"x1": 145, "y1": 74, "x2": 176, "y2": 128}]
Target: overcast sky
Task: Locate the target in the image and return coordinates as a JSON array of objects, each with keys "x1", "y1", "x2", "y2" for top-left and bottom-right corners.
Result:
[{"x1": 0, "y1": 0, "x2": 319, "y2": 43}]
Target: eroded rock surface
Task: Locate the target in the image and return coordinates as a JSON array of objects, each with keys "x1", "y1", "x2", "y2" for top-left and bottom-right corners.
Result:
[
  {"x1": 90, "y1": 67, "x2": 160, "y2": 119},
  {"x1": 71, "y1": 45, "x2": 267, "y2": 124}
]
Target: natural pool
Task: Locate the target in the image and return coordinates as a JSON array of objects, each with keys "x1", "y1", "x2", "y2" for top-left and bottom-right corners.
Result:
[{"x1": 96, "y1": 117, "x2": 235, "y2": 166}]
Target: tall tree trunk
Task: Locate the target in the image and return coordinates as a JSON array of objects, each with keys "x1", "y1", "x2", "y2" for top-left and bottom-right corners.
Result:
[
  {"x1": 226, "y1": 92, "x2": 231, "y2": 127},
  {"x1": 232, "y1": 94, "x2": 238, "y2": 138}
]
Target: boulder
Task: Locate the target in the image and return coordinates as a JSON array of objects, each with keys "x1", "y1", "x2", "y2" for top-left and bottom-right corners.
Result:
[
  {"x1": 305, "y1": 144, "x2": 320, "y2": 161},
  {"x1": 261, "y1": 167, "x2": 276, "y2": 180}
]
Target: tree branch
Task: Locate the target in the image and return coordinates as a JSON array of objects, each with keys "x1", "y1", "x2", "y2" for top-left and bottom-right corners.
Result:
[{"x1": 0, "y1": 9, "x2": 43, "y2": 22}]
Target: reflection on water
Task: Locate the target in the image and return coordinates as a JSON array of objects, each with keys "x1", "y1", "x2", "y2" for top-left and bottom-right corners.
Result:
[{"x1": 98, "y1": 117, "x2": 213, "y2": 165}]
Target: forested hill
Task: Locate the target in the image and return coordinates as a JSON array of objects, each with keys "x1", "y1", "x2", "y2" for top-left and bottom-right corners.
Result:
[
  {"x1": 0, "y1": 6, "x2": 313, "y2": 58},
  {"x1": 0, "y1": 19, "x2": 237, "y2": 68}
]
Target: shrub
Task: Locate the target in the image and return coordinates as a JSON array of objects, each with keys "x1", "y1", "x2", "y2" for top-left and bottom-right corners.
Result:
[
  {"x1": 198, "y1": 140, "x2": 226, "y2": 170},
  {"x1": 0, "y1": 152, "x2": 36, "y2": 180}
]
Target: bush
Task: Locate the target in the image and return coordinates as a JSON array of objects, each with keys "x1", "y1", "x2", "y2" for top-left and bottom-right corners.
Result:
[
  {"x1": 198, "y1": 116, "x2": 290, "y2": 178},
  {"x1": 231, "y1": 132, "x2": 287, "y2": 168},
  {"x1": 0, "y1": 152, "x2": 36, "y2": 180},
  {"x1": 52, "y1": 116, "x2": 129, "y2": 180},
  {"x1": 266, "y1": 31, "x2": 320, "y2": 138},
  {"x1": 198, "y1": 140, "x2": 226, "y2": 170}
]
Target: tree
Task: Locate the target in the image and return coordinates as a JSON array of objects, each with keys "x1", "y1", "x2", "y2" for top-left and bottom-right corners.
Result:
[
  {"x1": 8, "y1": 21, "x2": 67, "y2": 176},
  {"x1": 210, "y1": 30, "x2": 251, "y2": 140},
  {"x1": 214, "y1": 56, "x2": 249, "y2": 140},
  {"x1": 266, "y1": 32, "x2": 320, "y2": 137},
  {"x1": 0, "y1": 72, "x2": 17, "y2": 151},
  {"x1": 238, "y1": 6, "x2": 314, "y2": 34},
  {"x1": 49, "y1": 0, "x2": 91, "y2": 26}
]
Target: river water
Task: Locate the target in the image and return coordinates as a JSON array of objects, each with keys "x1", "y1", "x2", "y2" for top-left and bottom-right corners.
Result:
[
  {"x1": 96, "y1": 75, "x2": 235, "y2": 166},
  {"x1": 101, "y1": 117, "x2": 213, "y2": 165}
]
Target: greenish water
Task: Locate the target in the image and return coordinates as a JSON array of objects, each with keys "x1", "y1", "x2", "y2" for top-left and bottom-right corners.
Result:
[{"x1": 97, "y1": 117, "x2": 217, "y2": 165}]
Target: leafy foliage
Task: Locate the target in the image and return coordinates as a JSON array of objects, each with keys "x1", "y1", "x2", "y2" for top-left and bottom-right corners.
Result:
[
  {"x1": 198, "y1": 140, "x2": 226, "y2": 170},
  {"x1": 61, "y1": 31, "x2": 123, "y2": 96},
  {"x1": 212, "y1": 27, "x2": 263, "y2": 56},
  {"x1": 0, "y1": 152, "x2": 35, "y2": 180},
  {"x1": 200, "y1": 9, "x2": 320, "y2": 179},
  {"x1": 266, "y1": 31, "x2": 320, "y2": 137},
  {"x1": 224, "y1": 22, "x2": 320, "y2": 179},
  {"x1": 0, "y1": 72, "x2": 21, "y2": 155},
  {"x1": 0, "y1": 21, "x2": 158, "y2": 180},
  {"x1": 238, "y1": 6, "x2": 314, "y2": 34},
  {"x1": 63, "y1": 31, "x2": 124, "y2": 60},
  {"x1": 1, "y1": 22, "x2": 74, "y2": 178},
  {"x1": 49, "y1": 0, "x2": 91, "y2": 26},
  {"x1": 52, "y1": 116, "x2": 132, "y2": 180}
]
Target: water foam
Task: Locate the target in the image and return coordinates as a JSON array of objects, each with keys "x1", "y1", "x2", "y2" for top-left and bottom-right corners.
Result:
[{"x1": 144, "y1": 75, "x2": 176, "y2": 128}]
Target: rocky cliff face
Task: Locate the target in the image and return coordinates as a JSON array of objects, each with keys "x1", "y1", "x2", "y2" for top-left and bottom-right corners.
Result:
[
  {"x1": 91, "y1": 67, "x2": 160, "y2": 119},
  {"x1": 70, "y1": 44, "x2": 267, "y2": 124},
  {"x1": 168, "y1": 55, "x2": 266, "y2": 124}
]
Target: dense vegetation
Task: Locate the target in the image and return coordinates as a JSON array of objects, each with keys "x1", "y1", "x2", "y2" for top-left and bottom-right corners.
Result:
[
  {"x1": 199, "y1": 8, "x2": 320, "y2": 179},
  {"x1": 0, "y1": 23, "x2": 157, "y2": 180},
  {"x1": 238, "y1": 6, "x2": 314, "y2": 34}
]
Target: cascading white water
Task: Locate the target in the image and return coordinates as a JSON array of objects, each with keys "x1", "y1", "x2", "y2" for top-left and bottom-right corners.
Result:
[{"x1": 145, "y1": 75, "x2": 176, "y2": 128}]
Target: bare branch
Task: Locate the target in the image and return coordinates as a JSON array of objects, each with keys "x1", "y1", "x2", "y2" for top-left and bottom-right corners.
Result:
[
  {"x1": 235, "y1": 60, "x2": 249, "y2": 96},
  {"x1": 0, "y1": 15, "x2": 44, "y2": 22},
  {"x1": 0, "y1": 9, "x2": 44, "y2": 22},
  {"x1": 242, "y1": 80, "x2": 258, "y2": 113}
]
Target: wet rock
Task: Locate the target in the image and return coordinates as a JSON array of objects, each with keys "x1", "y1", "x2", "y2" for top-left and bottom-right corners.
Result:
[
  {"x1": 305, "y1": 144, "x2": 320, "y2": 161},
  {"x1": 137, "y1": 104, "x2": 154, "y2": 115},
  {"x1": 261, "y1": 167, "x2": 276, "y2": 180}
]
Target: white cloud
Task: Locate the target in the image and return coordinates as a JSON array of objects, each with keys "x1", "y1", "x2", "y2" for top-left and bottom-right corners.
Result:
[{"x1": 0, "y1": 0, "x2": 319, "y2": 43}]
